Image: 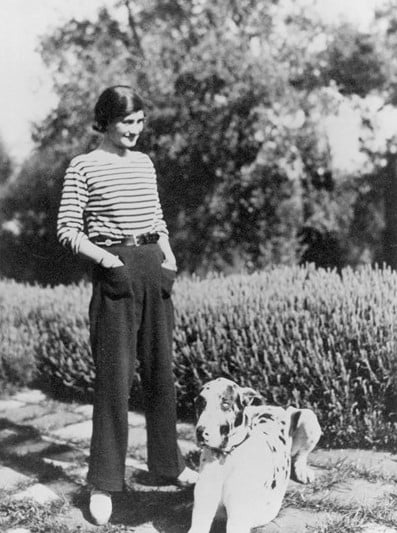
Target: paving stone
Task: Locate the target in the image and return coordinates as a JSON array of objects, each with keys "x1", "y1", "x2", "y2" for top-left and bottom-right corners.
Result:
[
  {"x1": 43, "y1": 457, "x2": 88, "y2": 483},
  {"x1": 47, "y1": 478, "x2": 82, "y2": 498},
  {"x1": 42, "y1": 443, "x2": 89, "y2": 463},
  {"x1": 1, "y1": 404, "x2": 55, "y2": 423},
  {"x1": 126, "y1": 457, "x2": 148, "y2": 470},
  {"x1": 0, "y1": 466, "x2": 30, "y2": 490},
  {"x1": 0, "y1": 428, "x2": 20, "y2": 443},
  {"x1": 50, "y1": 420, "x2": 93, "y2": 442},
  {"x1": 31, "y1": 411, "x2": 85, "y2": 432},
  {"x1": 127, "y1": 426, "x2": 197, "y2": 454},
  {"x1": 179, "y1": 438, "x2": 198, "y2": 456},
  {"x1": 0, "y1": 400, "x2": 26, "y2": 411},
  {"x1": 67, "y1": 464, "x2": 89, "y2": 482},
  {"x1": 13, "y1": 483, "x2": 61, "y2": 504},
  {"x1": 43, "y1": 457, "x2": 76, "y2": 470},
  {"x1": 73, "y1": 404, "x2": 93, "y2": 417},
  {"x1": 12, "y1": 390, "x2": 47, "y2": 404},
  {"x1": 5, "y1": 438, "x2": 52, "y2": 457},
  {"x1": 261, "y1": 508, "x2": 339, "y2": 532},
  {"x1": 128, "y1": 425, "x2": 148, "y2": 448},
  {"x1": 128, "y1": 411, "x2": 146, "y2": 427}
]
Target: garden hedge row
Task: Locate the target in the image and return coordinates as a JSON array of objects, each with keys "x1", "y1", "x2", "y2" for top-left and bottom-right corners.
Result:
[{"x1": 0, "y1": 264, "x2": 396, "y2": 449}]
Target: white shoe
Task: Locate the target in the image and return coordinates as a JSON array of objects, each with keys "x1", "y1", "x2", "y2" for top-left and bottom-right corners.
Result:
[
  {"x1": 89, "y1": 489, "x2": 112, "y2": 525},
  {"x1": 176, "y1": 467, "x2": 199, "y2": 487}
]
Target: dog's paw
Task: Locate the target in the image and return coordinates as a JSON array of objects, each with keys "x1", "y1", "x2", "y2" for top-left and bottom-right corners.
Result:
[{"x1": 291, "y1": 460, "x2": 315, "y2": 484}]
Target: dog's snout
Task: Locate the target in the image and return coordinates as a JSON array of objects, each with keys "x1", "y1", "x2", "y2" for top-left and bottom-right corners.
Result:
[{"x1": 196, "y1": 425, "x2": 209, "y2": 443}]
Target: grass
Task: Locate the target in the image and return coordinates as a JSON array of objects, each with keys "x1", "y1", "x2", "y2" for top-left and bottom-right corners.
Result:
[
  {"x1": 284, "y1": 459, "x2": 397, "y2": 533},
  {"x1": 0, "y1": 494, "x2": 70, "y2": 533},
  {"x1": 316, "y1": 458, "x2": 397, "y2": 484},
  {"x1": 308, "y1": 498, "x2": 397, "y2": 532}
]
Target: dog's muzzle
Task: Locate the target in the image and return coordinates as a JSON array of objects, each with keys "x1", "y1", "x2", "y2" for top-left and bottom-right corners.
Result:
[{"x1": 196, "y1": 426, "x2": 209, "y2": 445}]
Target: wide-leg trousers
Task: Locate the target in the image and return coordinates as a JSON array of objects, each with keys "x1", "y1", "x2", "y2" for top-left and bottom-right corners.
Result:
[{"x1": 87, "y1": 243, "x2": 185, "y2": 492}]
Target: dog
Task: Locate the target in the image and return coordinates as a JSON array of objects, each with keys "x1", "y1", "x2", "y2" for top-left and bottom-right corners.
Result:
[{"x1": 188, "y1": 378, "x2": 321, "y2": 533}]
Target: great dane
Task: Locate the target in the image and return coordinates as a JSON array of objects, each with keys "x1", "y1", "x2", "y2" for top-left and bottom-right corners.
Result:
[{"x1": 188, "y1": 377, "x2": 321, "y2": 533}]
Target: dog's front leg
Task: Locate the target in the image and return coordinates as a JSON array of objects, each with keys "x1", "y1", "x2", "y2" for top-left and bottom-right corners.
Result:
[{"x1": 188, "y1": 451, "x2": 224, "y2": 533}]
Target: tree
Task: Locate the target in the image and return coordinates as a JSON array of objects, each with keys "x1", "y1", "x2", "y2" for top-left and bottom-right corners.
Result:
[
  {"x1": 1, "y1": 0, "x2": 392, "y2": 282},
  {"x1": 344, "y1": 2, "x2": 397, "y2": 270},
  {"x1": 0, "y1": 136, "x2": 13, "y2": 185}
]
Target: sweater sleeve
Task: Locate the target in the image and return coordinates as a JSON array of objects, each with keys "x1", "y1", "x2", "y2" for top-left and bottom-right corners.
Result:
[
  {"x1": 148, "y1": 156, "x2": 168, "y2": 236},
  {"x1": 153, "y1": 192, "x2": 169, "y2": 236},
  {"x1": 57, "y1": 160, "x2": 90, "y2": 254}
]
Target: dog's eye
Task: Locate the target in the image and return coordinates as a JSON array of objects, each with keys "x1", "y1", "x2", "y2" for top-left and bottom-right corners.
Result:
[{"x1": 221, "y1": 401, "x2": 232, "y2": 411}]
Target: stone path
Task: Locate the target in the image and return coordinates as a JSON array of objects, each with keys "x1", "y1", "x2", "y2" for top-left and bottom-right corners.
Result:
[{"x1": 0, "y1": 389, "x2": 396, "y2": 532}]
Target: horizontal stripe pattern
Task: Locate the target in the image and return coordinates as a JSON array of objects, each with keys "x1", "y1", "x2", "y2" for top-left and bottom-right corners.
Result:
[{"x1": 57, "y1": 151, "x2": 168, "y2": 253}]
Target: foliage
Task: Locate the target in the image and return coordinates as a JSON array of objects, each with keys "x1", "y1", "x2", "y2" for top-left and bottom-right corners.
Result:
[
  {"x1": 0, "y1": 135, "x2": 13, "y2": 186},
  {"x1": 0, "y1": 280, "x2": 39, "y2": 393},
  {"x1": 0, "y1": 1, "x2": 392, "y2": 283},
  {"x1": 0, "y1": 148, "x2": 89, "y2": 284},
  {"x1": 0, "y1": 265, "x2": 396, "y2": 449}
]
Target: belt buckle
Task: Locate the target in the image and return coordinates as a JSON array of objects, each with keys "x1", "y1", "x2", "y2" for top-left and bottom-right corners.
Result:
[
  {"x1": 104, "y1": 238, "x2": 113, "y2": 246},
  {"x1": 127, "y1": 234, "x2": 139, "y2": 246}
]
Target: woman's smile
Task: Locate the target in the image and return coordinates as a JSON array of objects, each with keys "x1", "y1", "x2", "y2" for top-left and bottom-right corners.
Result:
[{"x1": 103, "y1": 110, "x2": 145, "y2": 153}]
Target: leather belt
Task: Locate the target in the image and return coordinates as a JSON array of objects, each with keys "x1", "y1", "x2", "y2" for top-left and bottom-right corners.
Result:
[{"x1": 92, "y1": 232, "x2": 160, "y2": 247}]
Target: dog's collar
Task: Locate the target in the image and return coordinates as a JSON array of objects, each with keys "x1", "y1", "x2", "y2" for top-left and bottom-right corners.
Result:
[{"x1": 205, "y1": 432, "x2": 250, "y2": 457}]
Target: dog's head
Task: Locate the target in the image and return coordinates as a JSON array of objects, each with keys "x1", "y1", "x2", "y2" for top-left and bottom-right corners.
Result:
[{"x1": 194, "y1": 378, "x2": 263, "y2": 451}]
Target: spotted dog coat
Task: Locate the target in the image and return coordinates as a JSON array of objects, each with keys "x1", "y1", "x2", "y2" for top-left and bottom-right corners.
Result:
[{"x1": 188, "y1": 378, "x2": 321, "y2": 533}]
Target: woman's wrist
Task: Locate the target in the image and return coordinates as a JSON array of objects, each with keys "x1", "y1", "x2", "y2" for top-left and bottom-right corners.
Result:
[
  {"x1": 98, "y1": 254, "x2": 122, "y2": 268},
  {"x1": 157, "y1": 235, "x2": 177, "y2": 268},
  {"x1": 162, "y1": 255, "x2": 177, "y2": 271}
]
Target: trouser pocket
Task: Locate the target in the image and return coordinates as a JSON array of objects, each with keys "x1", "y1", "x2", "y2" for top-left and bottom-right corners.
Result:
[{"x1": 99, "y1": 264, "x2": 132, "y2": 298}]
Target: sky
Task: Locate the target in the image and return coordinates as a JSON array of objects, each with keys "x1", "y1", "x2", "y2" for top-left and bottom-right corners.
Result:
[{"x1": 0, "y1": 0, "x2": 387, "y2": 165}]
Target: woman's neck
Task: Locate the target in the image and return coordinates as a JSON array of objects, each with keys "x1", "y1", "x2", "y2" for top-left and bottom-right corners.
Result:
[{"x1": 98, "y1": 139, "x2": 131, "y2": 158}]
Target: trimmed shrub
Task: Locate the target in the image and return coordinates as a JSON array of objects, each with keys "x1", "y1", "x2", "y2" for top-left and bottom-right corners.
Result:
[
  {"x1": 0, "y1": 280, "x2": 92, "y2": 398},
  {"x1": 0, "y1": 280, "x2": 42, "y2": 393},
  {"x1": 0, "y1": 264, "x2": 396, "y2": 449},
  {"x1": 173, "y1": 265, "x2": 397, "y2": 449}
]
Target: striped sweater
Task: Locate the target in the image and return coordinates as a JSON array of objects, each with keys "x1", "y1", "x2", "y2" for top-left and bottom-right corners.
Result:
[{"x1": 57, "y1": 150, "x2": 168, "y2": 253}]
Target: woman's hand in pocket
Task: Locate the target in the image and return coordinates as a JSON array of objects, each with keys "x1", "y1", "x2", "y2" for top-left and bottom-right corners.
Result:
[
  {"x1": 99, "y1": 254, "x2": 124, "y2": 269},
  {"x1": 161, "y1": 257, "x2": 177, "y2": 272}
]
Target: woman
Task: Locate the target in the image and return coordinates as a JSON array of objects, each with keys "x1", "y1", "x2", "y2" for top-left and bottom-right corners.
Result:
[{"x1": 57, "y1": 85, "x2": 197, "y2": 526}]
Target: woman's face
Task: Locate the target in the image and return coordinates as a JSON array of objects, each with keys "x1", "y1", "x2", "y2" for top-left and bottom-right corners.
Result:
[{"x1": 105, "y1": 110, "x2": 145, "y2": 151}]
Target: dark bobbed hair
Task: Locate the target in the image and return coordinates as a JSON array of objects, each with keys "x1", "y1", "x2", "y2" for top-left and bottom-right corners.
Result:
[{"x1": 93, "y1": 85, "x2": 145, "y2": 133}]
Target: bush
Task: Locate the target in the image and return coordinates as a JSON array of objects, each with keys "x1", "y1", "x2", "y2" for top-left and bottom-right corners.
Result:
[
  {"x1": 0, "y1": 264, "x2": 396, "y2": 449},
  {"x1": 0, "y1": 280, "x2": 93, "y2": 401},
  {"x1": 173, "y1": 265, "x2": 397, "y2": 449}
]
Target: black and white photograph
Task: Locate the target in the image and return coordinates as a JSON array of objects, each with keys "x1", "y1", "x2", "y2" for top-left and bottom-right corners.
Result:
[{"x1": 0, "y1": 0, "x2": 396, "y2": 532}]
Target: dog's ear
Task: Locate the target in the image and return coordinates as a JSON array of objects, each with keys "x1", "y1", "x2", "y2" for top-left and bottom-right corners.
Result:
[
  {"x1": 288, "y1": 408, "x2": 302, "y2": 437},
  {"x1": 239, "y1": 387, "x2": 264, "y2": 407}
]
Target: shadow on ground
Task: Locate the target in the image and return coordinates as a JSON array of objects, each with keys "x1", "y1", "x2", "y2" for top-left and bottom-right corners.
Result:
[
  {"x1": 0, "y1": 418, "x2": 78, "y2": 483},
  {"x1": 0, "y1": 417, "x2": 219, "y2": 532},
  {"x1": 68, "y1": 471, "x2": 228, "y2": 533}
]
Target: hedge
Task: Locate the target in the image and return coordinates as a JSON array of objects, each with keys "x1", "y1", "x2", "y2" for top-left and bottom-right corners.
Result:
[{"x1": 0, "y1": 264, "x2": 396, "y2": 449}]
